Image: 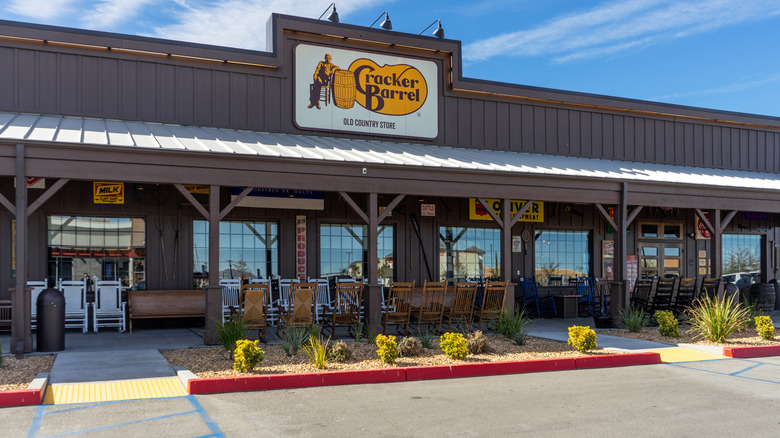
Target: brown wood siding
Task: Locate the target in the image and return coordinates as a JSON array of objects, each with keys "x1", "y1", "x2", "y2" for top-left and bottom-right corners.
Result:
[{"x1": 1, "y1": 29, "x2": 779, "y2": 173}]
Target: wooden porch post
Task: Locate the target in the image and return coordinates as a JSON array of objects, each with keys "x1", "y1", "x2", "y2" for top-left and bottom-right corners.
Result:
[
  {"x1": 501, "y1": 198, "x2": 515, "y2": 314},
  {"x1": 203, "y1": 185, "x2": 222, "y2": 345},
  {"x1": 11, "y1": 144, "x2": 31, "y2": 354}
]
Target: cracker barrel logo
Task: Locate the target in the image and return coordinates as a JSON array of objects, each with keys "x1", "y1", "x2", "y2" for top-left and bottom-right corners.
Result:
[
  {"x1": 93, "y1": 182, "x2": 124, "y2": 204},
  {"x1": 307, "y1": 54, "x2": 427, "y2": 116}
]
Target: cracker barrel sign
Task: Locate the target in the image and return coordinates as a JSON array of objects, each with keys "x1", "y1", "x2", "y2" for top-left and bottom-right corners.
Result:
[
  {"x1": 295, "y1": 44, "x2": 438, "y2": 139},
  {"x1": 93, "y1": 182, "x2": 124, "y2": 204}
]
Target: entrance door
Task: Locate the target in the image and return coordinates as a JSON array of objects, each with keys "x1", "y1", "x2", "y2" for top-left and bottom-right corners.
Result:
[
  {"x1": 638, "y1": 242, "x2": 682, "y2": 278},
  {"x1": 638, "y1": 222, "x2": 683, "y2": 278}
]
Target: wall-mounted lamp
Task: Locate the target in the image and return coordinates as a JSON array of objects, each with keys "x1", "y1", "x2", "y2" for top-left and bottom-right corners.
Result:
[
  {"x1": 318, "y1": 3, "x2": 339, "y2": 23},
  {"x1": 419, "y1": 19, "x2": 445, "y2": 38},
  {"x1": 688, "y1": 233, "x2": 697, "y2": 239},
  {"x1": 370, "y1": 11, "x2": 392, "y2": 30}
]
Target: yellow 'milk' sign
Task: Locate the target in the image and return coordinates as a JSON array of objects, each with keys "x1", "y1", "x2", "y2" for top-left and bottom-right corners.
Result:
[{"x1": 94, "y1": 182, "x2": 124, "y2": 204}]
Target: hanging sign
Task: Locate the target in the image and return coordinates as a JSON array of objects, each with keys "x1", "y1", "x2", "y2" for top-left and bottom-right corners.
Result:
[
  {"x1": 695, "y1": 212, "x2": 711, "y2": 240},
  {"x1": 296, "y1": 215, "x2": 307, "y2": 282},
  {"x1": 468, "y1": 198, "x2": 544, "y2": 222},
  {"x1": 294, "y1": 43, "x2": 439, "y2": 139},
  {"x1": 93, "y1": 182, "x2": 124, "y2": 204},
  {"x1": 184, "y1": 185, "x2": 209, "y2": 194}
]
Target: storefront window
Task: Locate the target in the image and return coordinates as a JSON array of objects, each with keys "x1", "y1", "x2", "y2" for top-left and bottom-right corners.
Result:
[
  {"x1": 534, "y1": 230, "x2": 590, "y2": 285},
  {"x1": 319, "y1": 224, "x2": 393, "y2": 282},
  {"x1": 722, "y1": 234, "x2": 761, "y2": 285},
  {"x1": 438, "y1": 227, "x2": 501, "y2": 281},
  {"x1": 47, "y1": 216, "x2": 145, "y2": 290},
  {"x1": 193, "y1": 220, "x2": 279, "y2": 286}
]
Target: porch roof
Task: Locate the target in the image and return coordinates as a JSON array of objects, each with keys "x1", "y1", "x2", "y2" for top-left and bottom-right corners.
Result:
[{"x1": 1, "y1": 111, "x2": 779, "y2": 192}]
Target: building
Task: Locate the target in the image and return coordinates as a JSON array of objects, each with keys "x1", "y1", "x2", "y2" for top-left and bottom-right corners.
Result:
[{"x1": 2, "y1": 14, "x2": 779, "y2": 353}]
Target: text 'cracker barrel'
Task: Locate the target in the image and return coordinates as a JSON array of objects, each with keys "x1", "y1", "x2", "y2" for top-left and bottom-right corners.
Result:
[{"x1": 333, "y1": 70, "x2": 357, "y2": 109}]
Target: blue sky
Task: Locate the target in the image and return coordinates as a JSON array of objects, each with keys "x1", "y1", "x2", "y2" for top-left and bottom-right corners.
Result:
[{"x1": 3, "y1": 0, "x2": 780, "y2": 117}]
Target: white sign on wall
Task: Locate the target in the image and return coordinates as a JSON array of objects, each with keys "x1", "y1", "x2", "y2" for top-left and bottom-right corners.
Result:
[{"x1": 295, "y1": 43, "x2": 439, "y2": 139}]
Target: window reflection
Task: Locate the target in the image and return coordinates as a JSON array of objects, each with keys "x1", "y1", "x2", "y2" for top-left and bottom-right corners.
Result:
[
  {"x1": 438, "y1": 227, "x2": 501, "y2": 281},
  {"x1": 47, "y1": 216, "x2": 145, "y2": 290},
  {"x1": 534, "y1": 230, "x2": 590, "y2": 285}
]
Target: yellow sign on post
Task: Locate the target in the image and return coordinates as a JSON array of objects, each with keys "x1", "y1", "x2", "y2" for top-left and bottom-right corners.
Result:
[
  {"x1": 93, "y1": 182, "x2": 124, "y2": 204},
  {"x1": 468, "y1": 198, "x2": 544, "y2": 222}
]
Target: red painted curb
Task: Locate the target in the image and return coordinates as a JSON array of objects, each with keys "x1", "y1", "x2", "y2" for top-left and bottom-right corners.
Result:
[
  {"x1": 723, "y1": 345, "x2": 780, "y2": 358},
  {"x1": 0, "y1": 389, "x2": 41, "y2": 407},
  {"x1": 449, "y1": 358, "x2": 577, "y2": 378},
  {"x1": 189, "y1": 368, "x2": 406, "y2": 394},
  {"x1": 187, "y1": 353, "x2": 659, "y2": 394},
  {"x1": 574, "y1": 352, "x2": 661, "y2": 369}
]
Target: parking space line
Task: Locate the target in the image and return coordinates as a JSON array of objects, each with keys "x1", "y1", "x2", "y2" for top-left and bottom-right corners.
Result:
[
  {"x1": 666, "y1": 359, "x2": 780, "y2": 385},
  {"x1": 26, "y1": 396, "x2": 225, "y2": 438}
]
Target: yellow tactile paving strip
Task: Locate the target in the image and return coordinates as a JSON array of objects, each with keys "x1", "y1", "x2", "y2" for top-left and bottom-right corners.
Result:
[
  {"x1": 648, "y1": 347, "x2": 726, "y2": 363},
  {"x1": 43, "y1": 377, "x2": 187, "y2": 405}
]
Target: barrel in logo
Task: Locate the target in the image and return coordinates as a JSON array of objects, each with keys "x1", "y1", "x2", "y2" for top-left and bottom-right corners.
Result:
[
  {"x1": 333, "y1": 70, "x2": 356, "y2": 109},
  {"x1": 751, "y1": 283, "x2": 776, "y2": 311}
]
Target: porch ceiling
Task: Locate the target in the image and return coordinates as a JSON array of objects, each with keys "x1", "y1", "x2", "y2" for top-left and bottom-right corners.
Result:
[{"x1": 1, "y1": 111, "x2": 780, "y2": 209}]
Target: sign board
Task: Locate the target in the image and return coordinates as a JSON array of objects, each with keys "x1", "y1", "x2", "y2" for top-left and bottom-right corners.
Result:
[
  {"x1": 421, "y1": 204, "x2": 436, "y2": 217},
  {"x1": 296, "y1": 215, "x2": 307, "y2": 281},
  {"x1": 93, "y1": 182, "x2": 124, "y2": 204},
  {"x1": 294, "y1": 43, "x2": 439, "y2": 139},
  {"x1": 468, "y1": 198, "x2": 544, "y2": 222},
  {"x1": 231, "y1": 188, "x2": 324, "y2": 210},
  {"x1": 512, "y1": 235, "x2": 522, "y2": 253},
  {"x1": 626, "y1": 255, "x2": 638, "y2": 292},
  {"x1": 184, "y1": 185, "x2": 209, "y2": 194},
  {"x1": 695, "y1": 212, "x2": 711, "y2": 240},
  {"x1": 745, "y1": 212, "x2": 767, "y2": 220}
]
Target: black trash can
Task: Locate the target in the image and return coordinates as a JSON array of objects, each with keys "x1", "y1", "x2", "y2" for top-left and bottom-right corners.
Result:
[{"x1": 37, "y1": 288, "x2": 65, "y2": 352}]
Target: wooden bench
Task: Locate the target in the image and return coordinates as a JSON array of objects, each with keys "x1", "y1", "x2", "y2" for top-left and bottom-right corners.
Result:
[{"x1": 128, "y1": 289, "x2": 205, "y2": 333}]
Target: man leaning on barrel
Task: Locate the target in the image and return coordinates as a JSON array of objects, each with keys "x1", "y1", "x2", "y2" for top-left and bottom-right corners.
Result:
[{"x1": 309, "y1": 54, "x2": 340, "y2": 109}]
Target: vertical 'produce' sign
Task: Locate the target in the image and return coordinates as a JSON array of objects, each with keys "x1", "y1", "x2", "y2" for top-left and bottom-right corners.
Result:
[{"x1": 295, "y1": 43, "x2": 439, "y2": 139}]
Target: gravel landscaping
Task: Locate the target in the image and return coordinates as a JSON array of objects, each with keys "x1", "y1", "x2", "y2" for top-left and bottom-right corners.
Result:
[
  {"x1": 2, "y1": 324, "x2": 777, "y2": 391},
  {"x1": 162, "y1": 334, "x2": 620, "y2": 379}
]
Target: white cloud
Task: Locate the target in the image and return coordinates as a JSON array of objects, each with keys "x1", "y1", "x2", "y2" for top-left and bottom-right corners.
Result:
[
  {"x1": 652, "y1": 73, "x2": 780, "y2": 101},
  {"x1": 463, "y1": 0, "x2": 780, "y2": 64},
  {"x1": 148, "y1": 0, "x2": 383, "y2": 51},
  {"x1": 6, "y1": 0, "x2": 77, "y2": 21},
  {"x1": 80, "y1": 0, "x2": 157, "y2": 29}
]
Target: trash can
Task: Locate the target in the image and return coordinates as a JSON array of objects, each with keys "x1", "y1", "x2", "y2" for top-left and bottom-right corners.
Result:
[{"x1": 37, "y1": 288, "x2": 65, "y2": 352}]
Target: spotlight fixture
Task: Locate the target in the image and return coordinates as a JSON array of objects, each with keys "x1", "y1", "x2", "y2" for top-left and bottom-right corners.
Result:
[
  {"x1": 370, "y1": 11, "x2": 392, "y2": 30},
  {"x1": 318, "y1": 2, "x2": 339, "y2": 23},
  {"x1": 419, "y1": 19, "x2": 445, "y2": 38}
]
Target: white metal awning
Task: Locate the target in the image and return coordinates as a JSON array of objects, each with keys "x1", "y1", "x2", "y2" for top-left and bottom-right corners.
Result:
[{"x1": 1, "y1": 111, "x2": 779, "y2": 191}]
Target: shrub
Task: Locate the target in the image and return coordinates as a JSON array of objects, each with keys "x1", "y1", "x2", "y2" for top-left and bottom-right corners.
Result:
[
  {"x1": 375, "y1": 334, "x2": 398, "y2": 364},
  {"x1": 467, "y1": 330, "x2": 488, "y2": 354},
  {"x1": 755, "y1": 316, "x2": 775, "y2": 340},
  {"x1": 354, "y1": 320, "x2": 379, "y2": 344},
  {"x1": 302, "y1": 334, "x2": 330, "y2": 369},
  {"x1": 233, "y1": 339, "x2": 264, "y2": 373},
  {"x1": 440, "y1": 332, "x2": 469, "y2": 360},
  {"x1": 213, "y1": 316, "x2": 247, "y2": 359},
  {"x1": 279, "y1": 325, "x2": 311, "y2": 356},
  {"x1": 495, "y1": 308, "x2": 533, "y2": 346},
  {"x1": 419, "y1": 331, "x2": 435, "y2": 349},
  {"x1": 654, "y1": 310, "x2": 679, "y2": 338},
  {"x1": 686, "y1": 294, "x2": 750, "y2": 343},
  {"x1": 328, "y1": 340, "x2": 352, "y2": 362},
  {"x1": 744, "y1": 302, "x2": 764, "y2": 329},
  {"x1": 568, "y1": 325, "x2": 597, "y2": 353},
  {"x1": 620, "y1": 306, "x2": 649, "y2": 333},
  {"x1": 398, "y1": 336, "x2": 422, "y2": 357}
]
